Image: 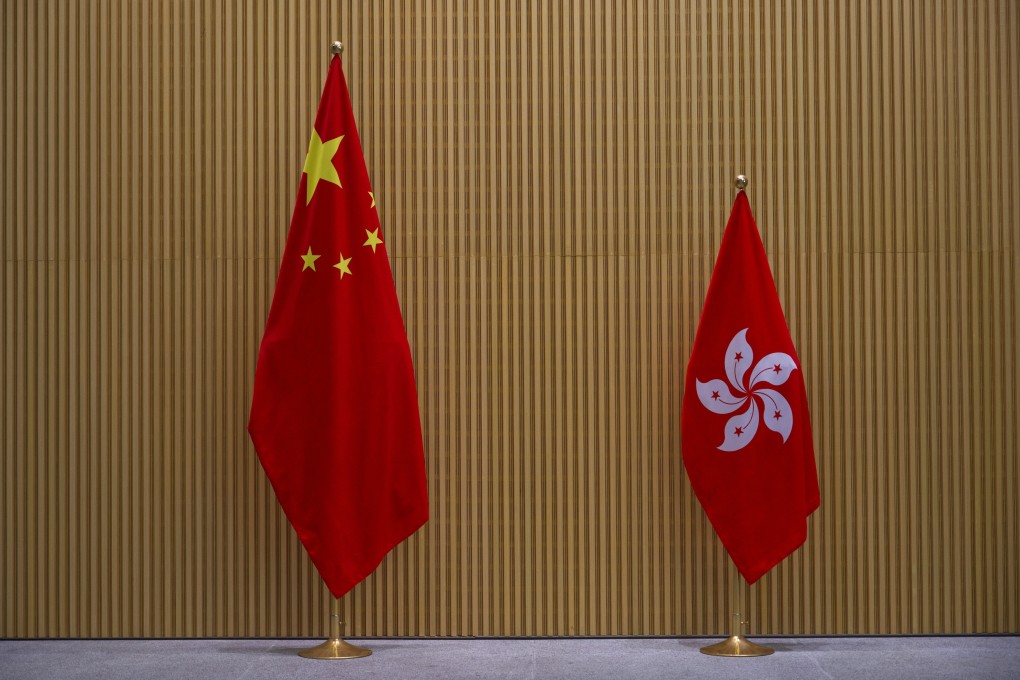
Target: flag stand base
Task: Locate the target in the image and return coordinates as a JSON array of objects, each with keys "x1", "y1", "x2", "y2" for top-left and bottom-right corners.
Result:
[
  {"x1": 699, "y1": 564, "x2": 773, "y2": 657},
  {"x1": 298, "y1": 596, "x2": 372, "y2": 659},
  {"x1": 699, "y1": 634, "x2": 774, "y2": 657},
  {"x1": 298, "y1": 638, "x2": 372, "y2": 660}
]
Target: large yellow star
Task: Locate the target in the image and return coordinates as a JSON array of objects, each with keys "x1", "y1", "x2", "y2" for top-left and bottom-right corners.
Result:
[
  {"x1": 363, "y1": 228, "x2": 383, "y2": 253},
  {"x1": 303, "y1": 131, "x2": 344, "y2": 204},
  {"x1": 300, "y1": 246, "x2": 321, "y2": 271},
  {"x1": 333, "y1": 252, "x2": 353, "y2": 279}
]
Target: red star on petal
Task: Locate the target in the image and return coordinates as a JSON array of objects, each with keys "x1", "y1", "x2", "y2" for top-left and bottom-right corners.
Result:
[
  {"x1": 711, "y1": 391, "x2": 720, "y2": 400},
  {"x1": 734, "y1": 352, "x2": 743, "y2": 361},
  {"x1": 774, "y1": 410, "x2": 782, "y2": 420},
  {"x1": 773, "y1": 364, "x2": 782, "y2": 373},
  {"x1": 734, "y1": 427, "x2": 744, "y2": 436}
]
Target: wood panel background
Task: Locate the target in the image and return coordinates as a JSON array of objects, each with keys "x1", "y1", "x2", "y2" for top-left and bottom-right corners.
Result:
[{"x1": 2, "y1": 0, "x2": 1018, "y2": 637}]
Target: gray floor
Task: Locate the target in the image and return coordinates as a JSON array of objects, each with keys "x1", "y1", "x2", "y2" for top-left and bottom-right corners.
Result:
[{"x1": 1, "y1": 637, "x2": 1018, "y2": 680}]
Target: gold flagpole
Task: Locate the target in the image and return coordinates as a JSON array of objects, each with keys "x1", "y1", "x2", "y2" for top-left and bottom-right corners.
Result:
[
  {"x1": 299, "y1": 595, "x2": 372, "y2": 659},
  {"x1": 699, "y1": 561, "x2": 774, "y2": 656},
  {"x1": 296, "y1": 38, "x2": 371, "y2": 662},
  {"x1": 699, "y1": 175, "x2": 774, "y2": 658}
]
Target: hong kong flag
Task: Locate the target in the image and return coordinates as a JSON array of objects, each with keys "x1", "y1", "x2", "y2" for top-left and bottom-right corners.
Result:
[{"x1": 681, "y1": 190, "x2": 819, "y2": 583}]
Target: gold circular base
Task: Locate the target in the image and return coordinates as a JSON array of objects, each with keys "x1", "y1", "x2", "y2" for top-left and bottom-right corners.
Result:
[
  {"x1": 699, "y1": 635, "x2": 774, "y2": 657},
  {"x1": 298, "y1": 638, "x2": 373, "y2": 659}
]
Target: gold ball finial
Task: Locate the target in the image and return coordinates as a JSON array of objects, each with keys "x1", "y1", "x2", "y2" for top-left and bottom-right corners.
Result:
[
  {"x1": 330, "y1": 41, "x2": 344, "y2": 56},
  {"x1": 735, "y1": 175, "x2": 749, "y2": 190}
]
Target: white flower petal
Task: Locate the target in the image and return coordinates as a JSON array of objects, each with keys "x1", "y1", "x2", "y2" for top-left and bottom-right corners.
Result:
[
  {"x1": 749, "y1": 352, "x2": 798, "y2": 388},
  {"x1": 696, "y1": 379, "x2": 748, "y2": 415},
  {"x1": 755, "y1": 388, "x2": 794, "y2": 443},
  {"x1": 725, "y1": 328, "x2": 753, "y2": 392},
  {"x1": 718, "y1": 400, "x2": 759, "y2": 452}
]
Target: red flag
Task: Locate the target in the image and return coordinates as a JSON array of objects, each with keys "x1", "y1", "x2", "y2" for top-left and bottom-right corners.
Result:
[
  {"x1": 681, "y1": 191, "x2": 819, "y2": 584},
  {"x1": 248, "y1": 56, "x2": 428, "y2": 598}
]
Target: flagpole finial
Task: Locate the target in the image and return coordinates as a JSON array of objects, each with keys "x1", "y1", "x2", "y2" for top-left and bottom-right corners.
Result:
[
  {"x1": 330, "y1": 41, "x2": 344, "y2": 56},
  {"x1": 735, "y1": 175, "x2": 749, "y2": 191}
]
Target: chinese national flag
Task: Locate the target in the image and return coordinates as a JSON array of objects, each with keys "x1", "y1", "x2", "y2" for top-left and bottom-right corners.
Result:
[
  {"x1": 248, "y1": 56, "x2": 428, "y2": 598},
  {"x1": 681, "y1": 191, "x2": 819, "y2": 584}
]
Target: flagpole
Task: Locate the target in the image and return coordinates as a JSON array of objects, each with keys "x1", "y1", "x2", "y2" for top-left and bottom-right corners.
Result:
[
  {"x1": 295, "y1": 35, "x2": 371, "y2": 663},
  {"x1": 699, "y1": 563, "x2": 774, "y2": 656},
  {"x1": 699, "y1": 174, "x2": 774, "y2": 658},
  {"x1": 298, "y1": 595, "x2": 372, "y2": 659}
]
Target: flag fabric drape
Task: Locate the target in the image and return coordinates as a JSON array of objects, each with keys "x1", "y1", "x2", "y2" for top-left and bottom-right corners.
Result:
[
  {"x1": 681, "y1": 191, "x2": 819, "y2": 584},
  {"x1": 248, "y1": 56, "x2": 428, "y2": 599}
]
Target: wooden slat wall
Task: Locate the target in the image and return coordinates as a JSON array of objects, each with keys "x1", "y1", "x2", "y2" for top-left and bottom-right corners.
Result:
[{"x1": 2, "y1": 0, "x2": 1018, "y2": 637}]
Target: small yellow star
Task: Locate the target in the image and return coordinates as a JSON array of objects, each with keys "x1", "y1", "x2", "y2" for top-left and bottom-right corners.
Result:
[
  {"x1": 303, "y1": 131, "x2": 344, "y2": 204},
  {"x1": 363, "y1": 228, "x2": 384, "y2": 253},
  {"x1": 300, "y1": 246, "x2": 321, "y2": 271},
  {"x1": 333, "y1": 252, "x2": 353, "y2": 278},
  {"x1": 368, "y1": 191, "x2": 376, "y2": 208}
]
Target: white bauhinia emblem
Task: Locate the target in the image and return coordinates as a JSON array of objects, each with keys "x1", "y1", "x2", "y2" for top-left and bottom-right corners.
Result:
[{"x1": 696, "y1": 328, "x2": 798, "y2": 452}]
